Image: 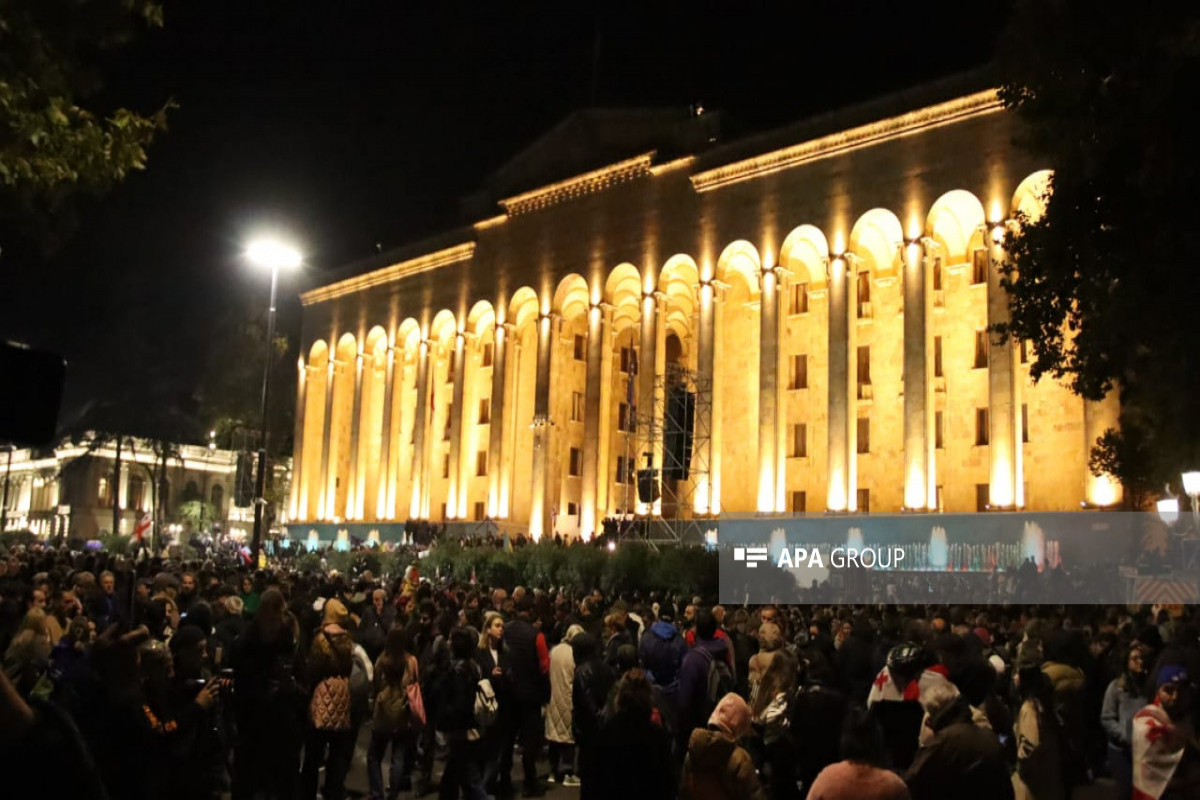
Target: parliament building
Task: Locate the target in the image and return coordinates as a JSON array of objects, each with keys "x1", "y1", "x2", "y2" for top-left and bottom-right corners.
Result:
[{"x1": 288, "y1": 73, "x2": 1121, "y2": 543}]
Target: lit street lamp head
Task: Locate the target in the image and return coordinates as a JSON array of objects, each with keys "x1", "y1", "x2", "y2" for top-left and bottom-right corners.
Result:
[{"x1": 246, "y1": 239, "x2": 302, "y2": 271}]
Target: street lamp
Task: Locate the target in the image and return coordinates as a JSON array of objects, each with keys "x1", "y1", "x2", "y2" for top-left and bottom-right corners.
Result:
[
  {"x1": 1157, "y1": 497, "x2": 1180, "y2": 527},
  {"x1": 1182, "y1": 471, "x2": 1200, "y2": 528},
  {"x1": 246, "y1": 237, "x2": 301, "y2": 565}
]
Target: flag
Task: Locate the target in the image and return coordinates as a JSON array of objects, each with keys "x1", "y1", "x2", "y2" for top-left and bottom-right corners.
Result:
[{"x1": 133, "y1": 512, "x2": 152, "y2": 543}]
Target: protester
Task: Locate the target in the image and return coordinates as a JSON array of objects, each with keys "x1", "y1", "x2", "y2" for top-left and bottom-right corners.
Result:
[
  {"x1": 679, "y1": 692, "x2": 764, "y2": 800},
  {"x1": 806, "y1": 707, "x2": 911, "y2": 800}
]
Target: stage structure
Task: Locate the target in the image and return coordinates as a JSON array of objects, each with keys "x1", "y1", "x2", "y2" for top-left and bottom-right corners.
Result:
[{"x1": 622, "y1": 363, "x2": 714, "y2": 546}]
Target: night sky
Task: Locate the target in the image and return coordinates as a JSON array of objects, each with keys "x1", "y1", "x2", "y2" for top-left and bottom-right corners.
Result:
[{"x1": 0, "y1": 1, "x2": 1010, "y2": 423}]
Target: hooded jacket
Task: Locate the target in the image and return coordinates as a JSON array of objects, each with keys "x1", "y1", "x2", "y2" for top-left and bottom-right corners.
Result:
[
  {"x1": 680, "y1": 695, "x2": 765, "y2": 800},
  {"x1": 641, "y1": 620, "x2": 687, "y2": 687}
]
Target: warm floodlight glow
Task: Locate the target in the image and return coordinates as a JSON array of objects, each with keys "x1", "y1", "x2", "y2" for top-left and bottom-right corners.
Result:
[{"x1": 247, "y1": 239, "x2": 302, "y2": 270}]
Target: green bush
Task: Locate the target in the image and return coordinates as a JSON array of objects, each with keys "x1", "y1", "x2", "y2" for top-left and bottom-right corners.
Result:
[{"x1": 0, "y1": 529, "x2": 36, "y2": 549}]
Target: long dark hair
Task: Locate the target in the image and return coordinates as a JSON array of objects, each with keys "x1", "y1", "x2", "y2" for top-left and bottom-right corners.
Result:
[
  {"x1": 379, "y1": 627, "x2": 411, "y2": 684},
  {"x1": 752, "y1": 649, "x2": 799, "y2": 717}
]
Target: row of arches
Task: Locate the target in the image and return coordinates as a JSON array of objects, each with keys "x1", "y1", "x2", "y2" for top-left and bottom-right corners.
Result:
[{"x1": 289, "y1": 172, "x2": 1113, "y2": 536}]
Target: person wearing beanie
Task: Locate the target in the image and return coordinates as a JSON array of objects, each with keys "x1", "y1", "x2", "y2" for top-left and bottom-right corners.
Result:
[
  {"x1": 1132, "y1": 664, "x2": 1200, "y2": 800},
  {"x1": 301, "y1": 594, "x2": 355, "y2": 800},
  {"x1": 679, "y1": 692, "x2": 765, "y2": 800}
]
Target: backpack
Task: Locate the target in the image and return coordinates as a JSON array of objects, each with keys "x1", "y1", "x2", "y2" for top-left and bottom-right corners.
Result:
[
  {"x1": 474, "y1": 677, "x2": 499, "y2": 728},
  {"x1": 702, "y1": 647, "x2": 735, "y2": 707}
]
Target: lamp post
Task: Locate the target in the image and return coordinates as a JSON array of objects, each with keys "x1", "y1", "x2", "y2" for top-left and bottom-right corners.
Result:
[{"x1": 246, "y1": 238, "x2": 301, "y2": 565}]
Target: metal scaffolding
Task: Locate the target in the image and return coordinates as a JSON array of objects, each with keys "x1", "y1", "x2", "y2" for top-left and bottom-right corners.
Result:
[{"x1": 618, "y1": 363, "x2": 715, "y2": 546}]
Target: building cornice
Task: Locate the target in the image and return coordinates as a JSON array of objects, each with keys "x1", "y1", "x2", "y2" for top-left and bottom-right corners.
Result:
[
  {"x1": 498, "y1": 152, "x2": 654, "y2": 216},
  {"x1": 691, "y1": 89, "x2": 1003, "y2": 192},
  {"x1": 300, "y1": 243, "x2": 477, "y2": 306}
]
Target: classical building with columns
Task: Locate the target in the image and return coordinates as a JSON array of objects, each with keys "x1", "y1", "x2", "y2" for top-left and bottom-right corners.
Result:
[{"x1": 289, "y1": 73, "x2": 1122, "y2": 543}]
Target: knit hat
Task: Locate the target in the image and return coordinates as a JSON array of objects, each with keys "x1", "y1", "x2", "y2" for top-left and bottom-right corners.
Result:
[
  {"x1": 322, "y1": 597, "x2": 349, "y2": 626},
  {"x1": 708, "y1": 692, "x2": 752, "y2": 739},
  {"x1": 1157, "y1": 664, "x2": 1188, "y2": 690}
]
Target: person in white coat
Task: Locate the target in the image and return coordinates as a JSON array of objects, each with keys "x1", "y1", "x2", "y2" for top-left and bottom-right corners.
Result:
[{"x1": 545, "y1": 624, "x2": 585, "y2": 787}]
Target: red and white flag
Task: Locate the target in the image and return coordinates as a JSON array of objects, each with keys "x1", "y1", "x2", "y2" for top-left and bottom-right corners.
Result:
[{"x1": 133, "y1": 512, "x2": 152, "y2": 543}]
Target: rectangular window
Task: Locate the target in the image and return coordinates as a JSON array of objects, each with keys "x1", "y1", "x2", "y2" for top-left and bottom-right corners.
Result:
[
  {"x1": 935, "y1": 411, "x2": 944, "y2": 449},
  {"x1": 619, "y1": 346, "x2": 632, "y2": 374},
  {"x1": 790, "y1": 423, "x2": 807, "y2": 458},
  {"x1": 481, "y1": 342, "x2": 494, "y2": 367},
  {"x1": 857, "y1": 346, "x2": 871, "y2": 385},
  {"x1": 976, "y1": 407, "x2": 989, "y2": 446},
  {"x1": 857, "y1": 271, "x2": 871, "y2": 305},
  {"x1": 446, "y1": 356, "x2": 456, "y2": 385},
  {"x1": 442, "y1": 453, "x2": 450, "y2": 479},
  {"x1": 1022, "y1": 404, "x2": 1030, "y2": 443},
  {"x1": 857, "y1": 418, "x2": 870, "y2": 454},
  {"x1": 127, "y1": 476, "x2": 145, "y2": 511},
  {"x1": 574, "y1": 334, "x2": 586, "y2": 361},
  {"x1": 789, "y1": 282, "x2": 809, "y2": 314},
  {"x1": 98, "y1": 476, "x2": 113, "y2": 508},
  {"x1": 934, "y1": 336, "x2": 944, "y2": 378},
  {"x1": 933, "y1": 257, "x2": 943, "y2": 291},
  {"x1": 791, "y1": 490, "x2": 807, "y2": 513},
  {"x1": 478, "y1": 398, "x2": 491, "y2": 425},
  {"x1": 571, "y1": 392, "x2": 584, "y2": 422},
  {"x1": 1020, "y1": 339, "x2": 1029, "y2": 364},
  {"x1": 974, "y1": 330, "x2": 989, "y2": 369},
  {"x1": 567, "y1": 502, "x2": 578, "y2": 517},
  {"x1": 474, "y1": 501, "x2": 486, "y2": 521},
  {"x1": 440, "y1": 502, "x2": 448, "y2": 520},
  {"x1": 976, "y1": 483, "x2": 990, "y2": 512},
  {"x1": 615, "y1": 456, "x2": 631, "y2": 485},
  {"x1": 972, "y1": 248, "x2": 988, "y2": 285},
  {"x1": 476, "y1": 450, "x2": 488, "y2": 477},
  {"x1": 618, "y1": 402, "x2": 635, "y2": 433},
  {"x1": 569, "y1": 447, "x2": 582, "y2": 477},
  {"x1": 857, "y1": 488, "x2": 870, "y2": 513},
  {"x1": 789, "y1": 354, "x2": 808, "y2": 390}
]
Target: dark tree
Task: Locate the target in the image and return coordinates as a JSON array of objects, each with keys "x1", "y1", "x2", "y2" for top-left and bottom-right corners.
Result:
[
  {"x1": 0, "y1": 0, "x2": 172, "y2": 249},
  {"x1": 995, "y1": 1, "x2": 1200, "y2": 507}
]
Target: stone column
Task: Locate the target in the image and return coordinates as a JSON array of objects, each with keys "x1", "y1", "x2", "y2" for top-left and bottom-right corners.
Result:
[
  {"x1": 410, "y1": 339, "x2": 431, "y2": 519},
  {"x1": 826, "y1": 256, "x2": 855, "y2": 511},
  {"x1": 594, "y1": 304, "x2": 615, "y2": 521},
  {"x1": 447, "y1": 332, "x2": 467, "y2": 519},
  {"x1": 758, "y1": 268, "x2": 779, "y2": 513},
  {"x1": 487, "y1": 323, "x2": 512, "y2": 518},
  {"x1": 903, "y1": 240, "x2": 932, "y2": 510},
  {"x1": 319, "y1": 359, "x2": 336, "y2": 520},
  {"x1": 773, "y1": 269, "x2": 788, "y2": 512},
  {"x1": 696, "y1": 282, "x2": 716, "y2": 514},
  {"x1": 709, "y1": 282, "x2": 727, "y2": 513},
  {"x1": 637, "y1": 292, "x2": 659, "y2": 512},
  {"x1": 580, "y1": 304, "x2": 607, "y2": 538},
  {"x1": 345, "y1": 354, "x2": 365, "y2": 519},
  {"x1": 529, "y1": 313, "x2": 555, "y2": 540},
  {"x1": 984, "y1": 226, "x2": 1020, "y2": 508},
  {"x1": 289, "y1": 358, "x2": 307, "y2": 521},
  {"x1": 377, "y1": 345, "x2": 396, "y2": 519}
]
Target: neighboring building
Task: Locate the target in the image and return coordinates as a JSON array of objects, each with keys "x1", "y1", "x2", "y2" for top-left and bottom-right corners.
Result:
[
  {"x1": 289, "y1": 72, "x2": 1121, "y2": 542},
  {"x1": 0, "y1": 436, "x2": 292, "y2": 541}
]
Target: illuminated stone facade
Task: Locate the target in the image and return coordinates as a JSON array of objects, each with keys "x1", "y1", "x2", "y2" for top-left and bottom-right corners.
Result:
[{"x1": 292, "y1": 79, "x2": 1121, "y2": 540}]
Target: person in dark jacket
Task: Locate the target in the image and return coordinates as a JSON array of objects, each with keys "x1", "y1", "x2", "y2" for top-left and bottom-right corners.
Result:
[
  {"x1": 231, "y1": 588, "x2": 303, "y2": 800},
  {"x1": 676, "y1": 608, "x2": 732, "y2": 757},
  {"x1": 641, "y1": 609, "x2": 687, "y2": 689},
  {"x1": 571, "y1": 632, "x2": 616, "y2": 790},
  {"x1": 504, "y1": 594, "x2": 550, "y2": 797},
  {"x1": 904, "y1": 683, "x2": 1014, "y2": 800},
  {"x1": 435, "y1": 628, "x2": 488, "y2": 800},
  {"x1": 583, "y1": 669, "x2": 674, "y2": 800},
  {"x1": 475, "y1": 611, "x2": 513, "y2": 795}
]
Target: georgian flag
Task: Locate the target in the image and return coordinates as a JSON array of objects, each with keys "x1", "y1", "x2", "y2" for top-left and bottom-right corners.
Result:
[
  {"x1": 133, "y1": 512, "x2": 152, "y2": 542},
  {"x1": 1132, "y1": 704, "x2": 1185, "y2": 799}
]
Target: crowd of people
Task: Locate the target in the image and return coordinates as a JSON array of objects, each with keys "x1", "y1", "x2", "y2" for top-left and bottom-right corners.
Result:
[{"x1": 1, "y1": 540, "x2": 1199, "y2": 800}]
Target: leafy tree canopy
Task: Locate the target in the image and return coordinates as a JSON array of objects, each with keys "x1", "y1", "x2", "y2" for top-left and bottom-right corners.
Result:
[
  {"x1": 0, "y1": 0, "x2": 172, "y2": 248},
  {"x1": 996, "y1": 1, "x2": 1200, "y2": 506}
]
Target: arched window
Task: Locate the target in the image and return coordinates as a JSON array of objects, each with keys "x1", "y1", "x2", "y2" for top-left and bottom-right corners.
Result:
[
  {"x1": 211, "y1": 484, "x2": 224, "y2": 513},
  {"x1": 184, "y1": 480, "x2": 200, "y2": 503}
]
